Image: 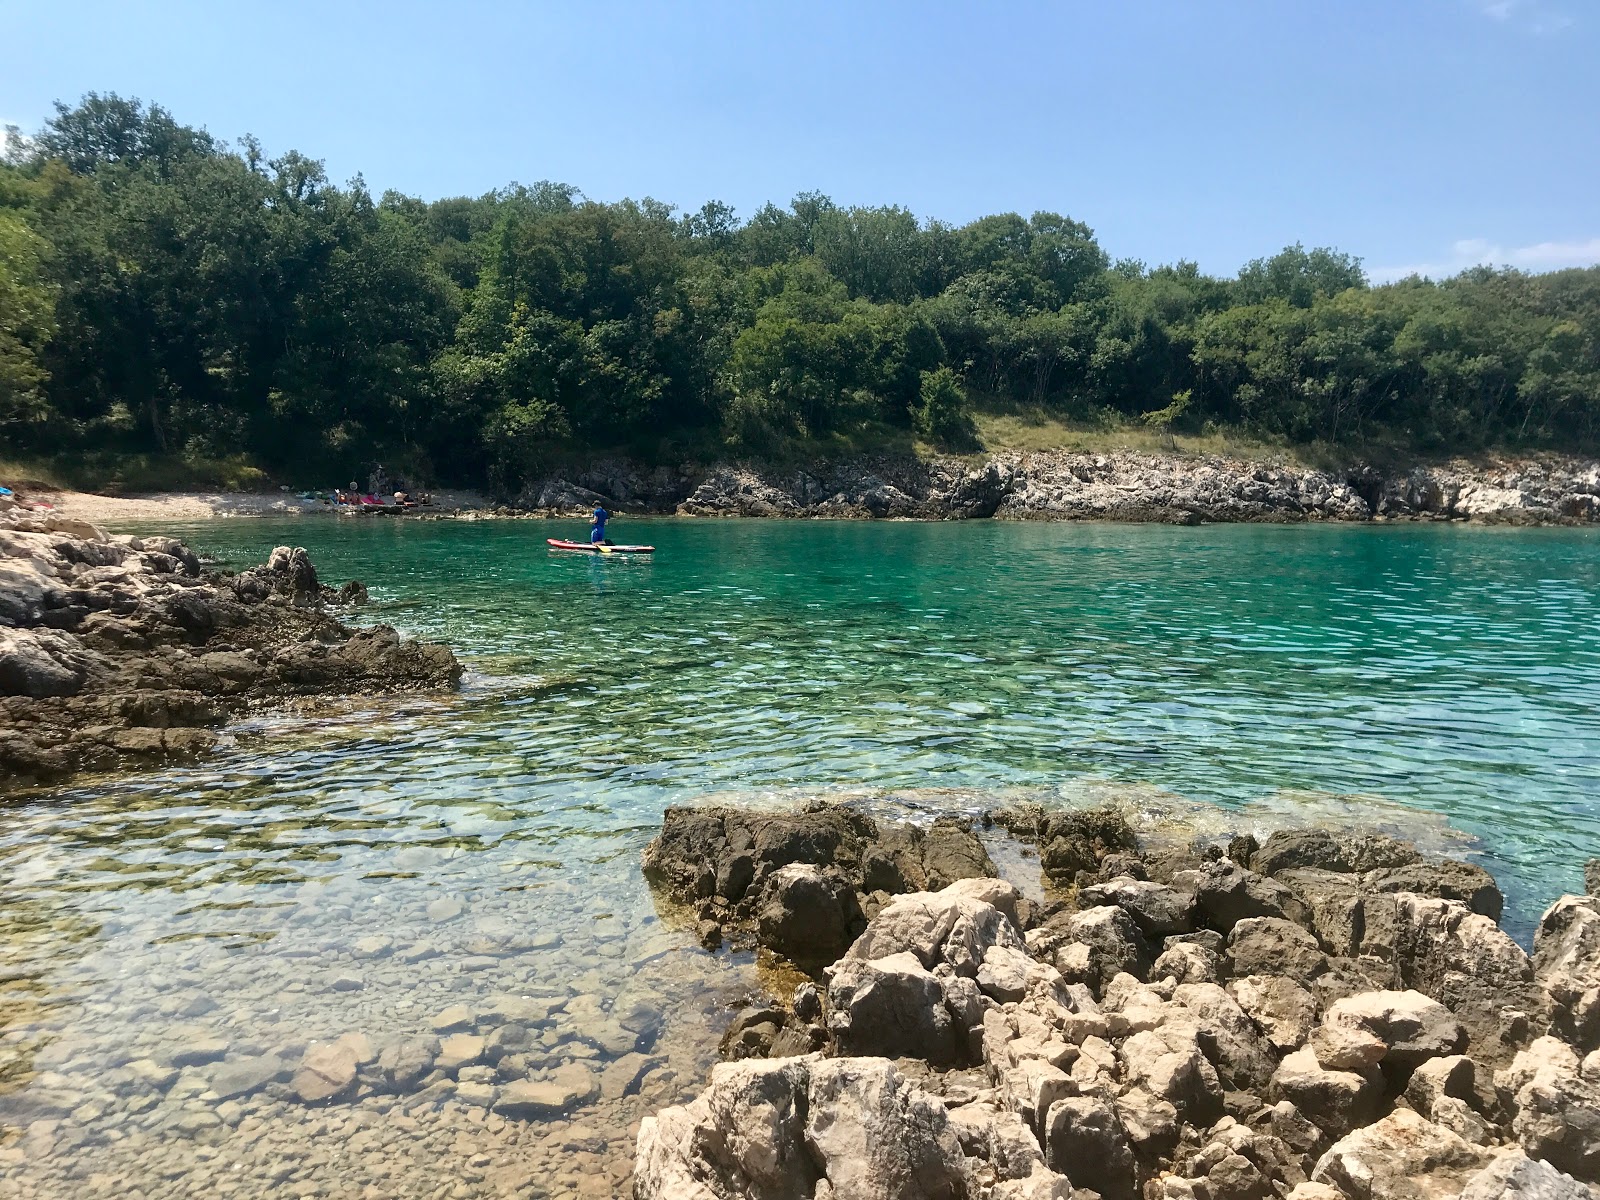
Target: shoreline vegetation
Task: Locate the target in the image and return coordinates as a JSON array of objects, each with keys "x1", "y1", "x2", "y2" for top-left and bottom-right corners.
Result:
[{"x1": 4, "y1": 95, "x2": 1600, "y2": 506}]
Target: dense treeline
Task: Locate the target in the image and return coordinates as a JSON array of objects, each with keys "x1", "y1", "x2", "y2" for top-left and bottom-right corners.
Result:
[{"x1": 2, "y1": 95, "x2": 1597, "y2": 488}]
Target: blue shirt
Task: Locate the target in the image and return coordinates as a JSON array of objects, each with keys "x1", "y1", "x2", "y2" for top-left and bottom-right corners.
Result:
[{"x1": 591, "y1": 507, "x2": 609, "y2": 543}]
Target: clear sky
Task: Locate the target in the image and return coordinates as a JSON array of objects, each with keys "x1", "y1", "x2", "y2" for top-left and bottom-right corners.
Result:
[{"x1": 4, "y1": 0, "x2": 1596, "y2": 281}]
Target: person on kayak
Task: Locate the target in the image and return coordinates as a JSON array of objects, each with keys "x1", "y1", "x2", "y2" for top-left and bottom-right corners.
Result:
[{"x1": 590, "y1": 505, "x2": 611, "y2": 545}]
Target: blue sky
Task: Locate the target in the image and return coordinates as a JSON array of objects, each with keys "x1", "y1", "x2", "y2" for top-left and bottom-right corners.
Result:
[{"x1": 4, "y1": 0, "x2": 1596, "y2": 281}]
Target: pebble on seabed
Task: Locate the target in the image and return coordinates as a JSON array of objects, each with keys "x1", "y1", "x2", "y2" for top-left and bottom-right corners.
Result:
[{"x1": 0, "y1": 870, "x2": 743, "y2": 1198}]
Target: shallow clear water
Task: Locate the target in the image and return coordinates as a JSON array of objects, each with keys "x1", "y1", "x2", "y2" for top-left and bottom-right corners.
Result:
[{"x1": 2, "y1": 516, "x2": 1598, "y2": 1196}]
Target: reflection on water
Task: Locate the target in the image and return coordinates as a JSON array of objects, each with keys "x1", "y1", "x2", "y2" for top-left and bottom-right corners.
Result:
[{"x1": 2, "y1": 517, "x2": 1598, "y2": 1195}]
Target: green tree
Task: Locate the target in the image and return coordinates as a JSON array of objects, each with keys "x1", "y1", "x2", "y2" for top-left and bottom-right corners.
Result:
[{"x1": 913, "y1": 366, "x2": 977, "y2": 448}]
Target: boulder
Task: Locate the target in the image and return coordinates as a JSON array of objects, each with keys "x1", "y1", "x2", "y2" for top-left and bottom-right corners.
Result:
[
  {"x1": 209, "y1": 1053, "x2": 286, "y2": 1100},
  {"x1": 1025, "y1": 806, "x2": 1140, "y2": 886},
  {"x1": 1195, "y1": 862, "x2": 1312, "y2": 932},
  {"x1": 1314, "y1": 990, "x2": 1465, "y2": 1077},
  {"x1": 805, "y1": 1057, "x2": 969, "y2": 1199},
  {"x1": 1078, "y1": 878, "x2": 1197, "y2": 937},
  {"x1": 1495, "y1": 1036, "x2": 1600, "y2": 1182},
  {"x1": 1032, "y1": 905, "x2": 1151, "y2": 989},
  {"x1": 1173, "y1": 982, "x2": 1280, "y2": 1091},
  {"x1": 641, "y1": 803, "x2": 999, "y2": 957},
  {"x1": 1380, "y1": 894, "x2": 1541, "y2": 1066},
  {"x1": 1229, "y1": 975, "x2": 1320, "y2": 1052},
  {"x1": 1458, "y1": 1152, "x2": 1593, "y2": 1200},
  {"x1": 1228, "y1": 917, "x2": 1330, "y2": 980},
  {"x1": 494, "y1": 1064, "x2": 599, "y2": 1117},
  {"x1": 978, "y1": 945, "x2": 1034, "y2": 1004},
  {"x1": 755, "y1": 863, "x2": 863, "y2": 966},
  {"x1": 378, "y1": 1036, "x2": 440, "y2": 1090},
  {"x1": 1253, "y1": 829, "x2": 1424, "y2": 878},
  {"x1": 720, "y1": 1008, "x2": 787, "y2": 1061},
  {"x1": 1153, "y1": 941, "x2": 1223, "y2": 986},
  {"x1": 827, "y1": 952, "x2": 964, "y2": 1066},
  {"x1": 1175, "y1": 1119, "x2": 1310, "y2": 1200},
  {"x1": 1311, "y1": 1108, "x2": 1489, "y2": 1200},
  {"x1": 845, "y1": 884, "x2": 1024, "y2": 977},
  {"x1": 1364, "y1": 860, "x2": 1504, "y2": 922},
  {"x1": 1272, "y1": 868, "x2": 1367, "y2": 957},
  {"x1": 633, "y1": 1056, "x2": 968, "y2": 1200},
  {"x1": 1404, "y1": 1054, "x2": 1478, "y2": 1114},
  {"x1": 1532, "y1": 895, "x2": 1600, "y2": 1052},
  {"x1": 946, "y1": 1103, "x2": 1073, "y2": 1199},
  {"x1": 1270, "y1": 1047, "x2": 1382, "y2": 1137},
  {"x1": 292, "y1": 1040, "x2": 359, "y2": 1103},
  {"x1": 1041, "y1": 1094, "x2": 1138, "y2": 1200},
  {"x1": 918, "y1": 816, "x2": 999, "y2": 890},
  {"x1": 1118, "y1": 1025, "x2": 1225, "y2": 1128}
]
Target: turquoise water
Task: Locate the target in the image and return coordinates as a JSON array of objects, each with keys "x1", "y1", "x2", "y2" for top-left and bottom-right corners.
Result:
[
  {"x1": 175, "y1": 516, "x2": 1598, "y2": 923},
  {"x1": 1, "y1": 516, "x2": 1597, "y2": 1195}
]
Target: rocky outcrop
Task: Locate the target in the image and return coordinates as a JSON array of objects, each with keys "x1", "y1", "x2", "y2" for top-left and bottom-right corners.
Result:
[
  {"x1": 636, "y1": 808, "x2": 1600, "y2": 1200},
  {"x1": 0, "y1": 511, "x2": 461, "y2": 786},
  {"x1": 510, "y1": 451, "x2": 1600, "y2": 525},
  {"x1": 641, "y1": 802, "x2": 999, "y2": 965}
]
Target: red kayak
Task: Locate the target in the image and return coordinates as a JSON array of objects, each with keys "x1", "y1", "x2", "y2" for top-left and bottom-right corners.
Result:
[{"x1": 547, "y1": 539, "x2": 655, "y2": 554}]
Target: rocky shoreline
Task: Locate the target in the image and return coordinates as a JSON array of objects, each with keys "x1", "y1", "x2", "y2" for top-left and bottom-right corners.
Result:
[
  {"x1": 633, "y1": 801, "x2": 1600, "y2": 1199},
  {"x1": 512, "y1": 450, "x2": 1600, "y2": 525},
  {"x1": 0, "y1": 506, "x2": 460, "y2": 787}
]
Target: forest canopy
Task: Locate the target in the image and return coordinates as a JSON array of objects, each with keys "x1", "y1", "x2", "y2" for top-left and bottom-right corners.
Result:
[{"x1": 2, "y1": 95, "x2": 1597, "y2": 488}]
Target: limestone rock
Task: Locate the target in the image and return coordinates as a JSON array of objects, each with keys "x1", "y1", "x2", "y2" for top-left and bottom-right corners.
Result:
[
  {"x1": 208, "y1": 1053, "x2": 285, "y2": 1100},
  {"x1": 1154, "y1": 940, "x2": 1223, "y2": 985},
  {"x1": 1495, "y1": 1036, "x2": 1600, "y2": 1182},
  {"x1": 1270, "y1": 1046, "x2": 1381, "y2": 1137},
  {"x1": 1195, "y1": 862, "x2": 1312, "y2": 932},
  {"x1": 827, "y1": 952, "x2": 962, "y2": 1066},
  {"x1": 633, "y1": 1056, "x2": 967, "y2": 1200},
  {"x1": 1458, "y1": 1151, "x2": 1593, "y2": 1200},
  {"x1": 845, "y1": 884, "x2": 1024, "y2": 977},
  {"x1": 1311, "y1": 1108, "x2": 1489, "y2": 1199},
  {"x1": 978, "y1": 945, "x2": 1034, "y2": 1004},
  {"x1": 1253, "y1": 829, "x2": 1421, "y2": 877},
  {"x1": 1230, "y1": 974, "x2": 1320, "y2": 1052},
  {"x1": 436, "y1": 1033, "x2": 485, "y2": 1072},
  {"x1": 755, "y1": 863, "x2": 863, "y2": 966},
  {"x1": 1042, "y1": 1093, "x2": 1137, "y2": 1200},
  {"x1": 1532, "y1": 895, "x2": 1600, "y2": 1052},
  {"x1": 1315, "y1": 989, "x2": 1465, "y2": 1075},
  {"x1": 1078, "y1": 878, "x2": 1197, "y2": 937},
  {"x1": 377, "y1": 1036, "x2": 439, "y2": 1090},
  {"x1": 1379, "y1": 894, "x2": 1540, "y2": 1066},
  {"x1": 1033, "y1": 904, "x2": 1151, "y2": 989},
  {"x1": 1364, "y1": 860, "x2": 1504, "y2": 922},
  {"x1": 1228, "y1": 917, "x2": 1329, "y2": 980},
  {"x1": 1173, "y1": 981, "x2": 1280, "y2": 1091}
]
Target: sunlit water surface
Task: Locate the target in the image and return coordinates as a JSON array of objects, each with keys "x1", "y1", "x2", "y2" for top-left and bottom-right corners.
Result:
[{"x1": 2, "y1": 516, "x2": 1597, "y2": 1197}]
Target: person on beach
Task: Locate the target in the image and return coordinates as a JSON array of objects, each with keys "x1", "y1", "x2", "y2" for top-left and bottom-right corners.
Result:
[{"x1": 590, "y1": 505, "x2": 611, "y2": 545}]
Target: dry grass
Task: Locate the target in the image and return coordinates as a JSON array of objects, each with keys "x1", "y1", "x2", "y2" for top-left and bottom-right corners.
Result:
[{"x1": 969, "y1": 406, "x2": 1309, "y2": 465}]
